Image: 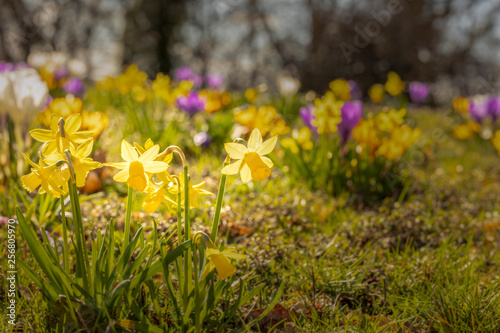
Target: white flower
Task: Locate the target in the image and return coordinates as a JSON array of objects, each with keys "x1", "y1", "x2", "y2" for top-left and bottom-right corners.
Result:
[{"x1": 0, "y1": 68, "x2": 48, "y2": 124}]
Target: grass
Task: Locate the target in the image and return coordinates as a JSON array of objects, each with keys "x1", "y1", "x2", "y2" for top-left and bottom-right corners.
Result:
[{"x1": 2, "y1": 108, "x2": 500, "y2": 332}]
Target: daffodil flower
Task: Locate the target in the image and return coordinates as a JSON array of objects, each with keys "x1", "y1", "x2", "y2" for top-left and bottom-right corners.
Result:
[
  {"x1": 105, "y1": 140, "x2": 169, "y2": 192},
  {"x1": 167, "y1": 173, "x2": 213, "y2": 208},
  {"x1": 311, "y1": 91, "x2": 343, "y2": 134},
  {"x1": 202, "y1": 247, "x2": 247, "y2": 280},
  {"x1": 30, "y1": 114, "x2": 93, "y2": 155},
  {"x1": 143, "y1": 183, "x2": 176, "y2": 213},
  {"x1": 222, "y1": 128, "x2": 277, "y2": 183},
  {"x1": 21, "y1": 153, "x2": 66, "y2": 197}
]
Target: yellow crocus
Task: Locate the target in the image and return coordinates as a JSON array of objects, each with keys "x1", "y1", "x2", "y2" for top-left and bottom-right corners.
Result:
[
  {"x1": 376, "y1": 138, "x2": 405, "y2": 160},
  {"x1": 352, "y1": 118, "x2": 381, "y2": 157},
  {"x1": 30, "y1": 114, "x2": 94, "y2": 156},
  {"x1": 80, "y1": 110, "x2": 109, "y2": 138},
  {"x1": 38, "y1": 97, "x2": 83, "y2": 127},
  {"x1": 311, "y1": 91, "x2": 343, "y2": 134},
  {"x1": 369, "y1": 84, "x2": 385, "y2": 104},
  {"x1": 453, "y1": 97, "x2": 470, "y2": 115},
  {"x1": 452, "y1": 121, "x2": 480, "y2": 140},
  {"x1": 105, "y1": 140, "x2": 169, "y2": 191},
  {"x1": 222, "y1": 128, "x2": 277, "y2": 183},
  {"x1": 375, "y1": 108, "x2": 406, "y2": 132},
  {"x1": 384, "y1": 71, "x2": 405, "y2": 96},
  {"x1": 329, "y1": 79, "x2": 351, "y2": 101},
  {"x1": 202, "y1": 247, "x2": 247, "y2": 280},
  {"x1": 234, "y1": 105, "x2": 278, "y2": 136}
]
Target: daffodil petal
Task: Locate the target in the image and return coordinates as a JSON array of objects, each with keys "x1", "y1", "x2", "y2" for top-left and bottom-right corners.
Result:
[
  {"x1": 261, "y1": 156, "x2": 273, "y2": 168},
  {"x1": 121, "y1": 140, "x2": 138, "y2": 162},
  {"x1": 113, "y1": 169, "x2": 129, "y2": 182},
  {"x1": 30, "y1": 129, "x2": 54, "y2": 142},
  {"x1": 221, "y1": 159, "x2": 242, "y2": 175},
  {"x1": 247, "y1": 128, "x2": 263, "y2": 151},
  {"x1": 224, "y1": 143, "x2": 247, "y2": 159},
  {"x1": 240, "y1": 164, "x2": 252, "y2": 183},
  {"x1": 65, "y1": 114, "x2": 82, "y2": 133},
  {"x1": 105, "y1": 162, "x2": 129, "y2": 169},
  {"x1": 256, "y1": 135, "x2": 277, "y2": 155},
  {"x1": 138, "y1": 144, "x2": 160, "y2": 162},
  {"x1": 75, "y1": 138, "x2": 94, "y2": 159},
  {"x1": 142, "y1": 161, "x2": 169, "y2": 173},
  {"x1": 70, "y1": 131, "x2": 94, "y2": 143}
]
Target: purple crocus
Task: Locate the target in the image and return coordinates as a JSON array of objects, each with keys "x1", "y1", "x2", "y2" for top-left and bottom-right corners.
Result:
[
  {"x1": 54, "y1": 66, "x2": 69, "y2": 80},
  {"x1": 176, "y1": 92, "x2": 206, "y2": 115},
  {"x1": 192, "y1": 74, "x2": 203, "y2": 87},
  {"x1": 487, "y1": 97, "x2": 500, "y2": 122},
  {"x1": 174, "y1": 67, "x2": 194, "y2": 81},
  {"x1": 338, "y1": 101, "x2": 363, "y2": 144},
  {"x1": 63, "y1": 77, "x2": 85, "y2": 96},
  {"x1": 409, "y1": 82, "x2": 429, "y2": 104},
  {"x1": 469, "y1": 99, "x2": 489, "y2": 123},
  {"x1": 300, "y1": 104, "x2": 316, "y2": 131},
  {"x1": 348, "y1": 80, "x2": 362, "y2": 100},
  {"x1": 206, "y1": 73, "x2": 224, "y2": 89},
  {"x1": 0, "y1": 62, "x2": 15, "y2": 72},
  {"x1": 193, "y1": 132, "x2": 212, "y2": 148}
]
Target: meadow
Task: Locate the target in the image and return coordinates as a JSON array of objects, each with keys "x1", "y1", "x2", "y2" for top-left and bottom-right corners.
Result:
[{"x1": 1, "y1": 60, "x2": 500, "y2": 332}]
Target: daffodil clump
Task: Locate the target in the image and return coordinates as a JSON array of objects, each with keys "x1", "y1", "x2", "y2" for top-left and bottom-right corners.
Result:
[{"x1": 234, "y1": 104, "x2": 290, "y2": 137}]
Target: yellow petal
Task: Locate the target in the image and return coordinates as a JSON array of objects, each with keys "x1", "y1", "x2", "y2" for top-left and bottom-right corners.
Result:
[
  {"x1": 75, "y1": 138, "x2": 94, "y2": 159},
  {"x1": 138, "y1": 144, "x2": 160, "y2": 162},
  {"x1": 105, "y1": 162, "x2": 129, "y2": 169},
  {"x1": 260, "y1": 156, "x2": 273, "y2": 168},
  {"x1": 113, "y1": 169, "x2": 129, "y2": 182},
  {"x1": 65, "y1": 114, "x2": 82, "y2": 133},
  {"x1": 127, "y1": 161, "x2": 147, "y2": 191},
  {"x1": 21, "y1": 172, "x2": 41, "y2": 192},
  {"x1": 240, "y1": 164, "x2": 252, "y2": 183},
  {"x1": 210, "y1": 253, "x2": 237, "y2": 280},
  {"x1": 244, "y1": 152, "x2": 271, "y2": 181},
  {"x1": 121, "y1": 140, "x2": 138, "y2": 162},
  {"x1": 221, "y1": 160, "x2": 243, "y2": 175},
  {"x1": 142, "y1": 161, "x2": 169, "y2": 173},
  {"x1": 224, "y1": 143, "x2": 247, "y2": 160},
  {"x1": 256, "y1": 135, "x2": 277, "y2": 156},
  {"x1": 247, "y1": 128, "x2": 262, "y2": 151},
  {"x1": 30, "y1": 129, "x2": 54, "y2": 142}
]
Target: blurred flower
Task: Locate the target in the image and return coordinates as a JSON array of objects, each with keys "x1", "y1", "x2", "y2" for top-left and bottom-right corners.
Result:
[
  {"x1": 199, "y1": 90, "x2": 231, "y2": 113},
  {"x1": 453, "y1": 121, "x2": 481, "y2": 140},
  {"x1": 105, "y1": 141, "x2": 169, "y2": 192},
  {"x1": 206, "y1": 73, "x2": 224, "y2": 89},
  {"x1": 222, "y1": 128, "x2": 277, "y2": 183},
  {"x1": 63, "y1": 78, "x2": 85, "y2": 96},
  {"x1": 453, "y1": 97, "x2": 469, "y2": 114},
  {"x1": 300, "y1": 104, "x2": 316, "y2": 132},
  {"x1": 368, "y1": 84, "x2": 385, "y2": 104},
  {"x1": 277, "y1": 76, "x2": 300, "y2": 98},
  {"x1": 54, "y1": 67, "x2": 69, "y2": 80},
  {"x1": 338, "y1": 101, "x2": 363, "y2": 144},
  {"x1": 192, "y1": 74, "x2": 203, "y2": 87},
  {"x1": 487, "y1": 97, "x2": 500, "y2": 121},
  {"x1": 132, "y1": 85, "x2": 149, "y2": 103},
  {"x1": 38, "y1": 97, "x2": 83, "y2": 127},
  {"x1": 67, "y1": 59, "x2": 87, "y2": 77},
  {"x1": 174, "y1": 67, "x2": 194, "y2": 81},
  {"x1": 176, "y1": 92, "x2": 206, "y2": 115},
  {"x1": 409, "y1": 82, "x2": 429, "y2": 104},
  {"x1": 492, "y1": 130, "x2": 500, "y2": 155},
  {"x1": 0, "y1": 62, "x2": 15, "y2": 72},
  {"x1": 375, "y1": 108, "x2": 406, "y2": 132},
  {"x1": 40, "y1": 66, "x2": 56, "y2": 90},
  {"x1": 80, "y1": 110, "x2": 109, "y2": 138},
  {"x1": 202, "y1": 247, "x2": 246, "y2": 280},
  {"x1": 469, "y1": 98, "x2": 489, "y2": 123},
  {"x1": 281, "y1": 127, "x2": 313, "y2": 154},
  {"x1": 244, "y1": 88, "x2": 259, "y2": 103},
  {"x1": 311, "y1": 91, "x2": 343, "y2": 134},
  {"x1": 348, "y1": 80, "x2": 362, "y2": 100},
  {"x1": 329, "y1": 79, "x2": 351, "y2": 101},
  {"x1": 352, "y1": 119, "x2": 381, "y2": 157},
  {"x1": 115, "y1": 64, "x2": 147, "y2": 95},
  {"x1": 0, "y1": 67, "x2": 49, "y2": 125},
  {"x1": 385, "y1": 71, "x2": 405, "y2": 96},
  {"x1": 376, "y1": 125, "x2": 421, "y2": 160},
  {"x1": 193, "y1": 132, "x2": 212, "y2": 148}
]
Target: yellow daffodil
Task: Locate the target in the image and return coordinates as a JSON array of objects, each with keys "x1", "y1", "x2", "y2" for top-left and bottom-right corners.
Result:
[
  {"x1": 105, "y1": 140, "x2": 169, "y2": 191},
  {"x1": 234, "y1": 105, "x2": 282, "y2": 137},
  {"x1": 375, "y1": 108, "x2": 406, "y2": 132},
  {"x1": 21, "y1": 153, "x2": 66, "y2": 197},
  {"x1": 38, "y1": 97, "x2": 83, "y2": 127},
  {"x1": 281, "y1": 127, "x2": 313, "y2": 154},
  {"x1": 202, "y1": 247, "x2": 247, "y2": 280},
  {"x1": 376, "y1": 138, "x2": 405, "y2": 160},
  {"x1": 391, "y1": 125, "x2": 421, "y2": 148},
  {"x1": 329, "y1": 79, "x2": 351, "y2": 101},
  {"x1": 384, "y1": 71, "x2": 405, "y2": 96},
  {"x1": 311, "y1": 91, "x2": 343, "y2": 134},
  {"x1": 453, "y1": 97, "x2": 470, "y2": 114},
  {"x1": 222, "y1": 128, "x2": 277, "y2": 183},
  {"x1": 167, "y1": 173, "x2": 213, "y2": 208},
  {"x1": 152, "y1": 73, "x2": 172, "y2": 103},
  {"x1": 352, "y1": 118, "x2": 381, "y2": 157},
  {"x1": 143, "y1": 183, "x2": 176, "y2": 213},
  {"x1": 114, "y1": 64, "x2": 147, "y2": 95},
  {"x1": 30, "y1": 114, "x2": 94, "y2": 155},
  {"x1": 80, "y1": 110, "x2": 109, "y2": 138},
  {"x1": 369, "y1": 84, "x2": 385, "y2": 104}
]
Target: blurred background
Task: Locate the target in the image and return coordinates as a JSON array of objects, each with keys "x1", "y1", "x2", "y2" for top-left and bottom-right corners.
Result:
[{"x1": 1, "y1": 0, "x2": 500, "y2": 99}]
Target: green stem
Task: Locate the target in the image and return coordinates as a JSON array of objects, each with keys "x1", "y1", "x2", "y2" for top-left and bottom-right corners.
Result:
[
  {"x1": 210, "y1": 160, "x2": 229, "y2": 243},
  {"x1": 183, "y1": 166, "x2": 192, "y2": 304},
  {"x1": 60, "y1": 195, "x2": 70, "y2": 274},
  {"x1": 193, "y1": 243, "x2": 201, "y2": 333},
  {"x1": 123, "y1": 186, "x2": 133, "y2": 253}
]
